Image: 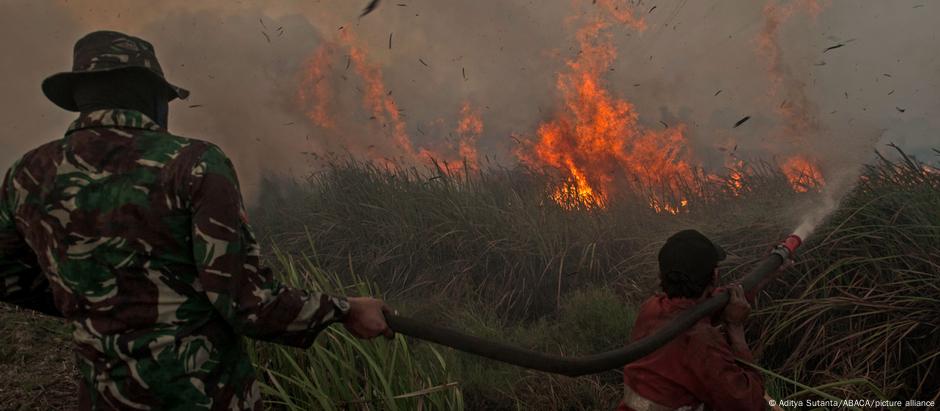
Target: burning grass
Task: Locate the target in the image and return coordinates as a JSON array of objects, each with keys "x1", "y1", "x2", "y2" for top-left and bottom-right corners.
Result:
[
  {"x1": 248, "y1": 146, "x2": 938, "y2": 408},
  {"x1": 1, "y1": 147, "x2": 936, "y2": 409}
]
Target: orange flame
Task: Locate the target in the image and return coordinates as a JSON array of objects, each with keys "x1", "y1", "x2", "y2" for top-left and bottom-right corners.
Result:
[
  {"x1": 295, "y1": 2, "x2": 832, "y2": 212},
  {"x1": 726, "y1": 159, "x2": 747, "y2": 196},
  {"x1": 298, "y1": 44, "x2": 336, "y2": 129},
  {"x1": 757, "y1": 0, "x2": 825, "y2": 143},
  {"x1": 756, "y1": 0, "x2": 828, "y2": 194},
  {"x1": 594, "y1": 0, "x2": 647, "y2": 30},
  {"x1": 781, "y1": 155, "x2": 825, "y2": 192},
  {"x1": 516, "y1": 14, "x2": 694, "y2": 211},
  {"x1": 298, "y1": 29, "x2": 475, "y2": 168},
  {"x1": 455, "y1": 101, "x2": 483, "y2": 170},
  {"x1": 343, "y1": 31, "x2": 416, "y2": 159}
]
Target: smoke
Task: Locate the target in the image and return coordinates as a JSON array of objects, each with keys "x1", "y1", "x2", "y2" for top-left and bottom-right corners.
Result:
[
  {"x1": 1, "y1": 1, "x2": 938, "y2": 205},
  {"x1": 792, "y1": 161, "x2": 863, "y2": 239}
]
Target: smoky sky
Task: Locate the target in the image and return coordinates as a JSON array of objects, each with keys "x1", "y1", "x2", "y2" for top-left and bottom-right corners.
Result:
[{"x1": 1, "y1": 1, "x2": 938, "y2": 202}]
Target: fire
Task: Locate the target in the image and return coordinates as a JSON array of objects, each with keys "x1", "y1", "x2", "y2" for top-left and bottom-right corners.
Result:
[
  {"x1": 516, "y1": 11, "x2": 694, "y2": 212},
  {"x1": 297, "y1": 44, "x2": 336, "y2": 129},
  {"x1": 649, "y1": 198, "x2": 689, "y2": 215},
  {"x1": 757, "y1": 0, "x2": 825, "y2": 144},
  {"x1": 594, "y1": 0, "x2": 647, "y2": 30},
  {"x1": 756, "y1": 0, "x2": 828, "y2": 193},
  {"x1": 343, "y1": 31, "x2": 416, "y2": 158},
  {"x1": 781, "y1": 156, "x2": 825, "y2": 192},
  {"x1": 294, "y1": 1, "x2": 833, "y2": 214},
  {"x1": 297, "y1": 29, "x2": 480, "y2": 171},
  {"x1": 455, "y1": 101, "x2": 483, "y2": 170},
  {"x1": 551, "y1": 169, "x2": 606, "y2": 209},
  {"x1": 726, "y1": 159, "x2": 747, "y2": 196}
]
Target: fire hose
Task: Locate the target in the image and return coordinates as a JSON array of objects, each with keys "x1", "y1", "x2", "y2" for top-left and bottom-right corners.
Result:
[{"x1": 384, "y1": 235, "x2": 802, "y2": 377}]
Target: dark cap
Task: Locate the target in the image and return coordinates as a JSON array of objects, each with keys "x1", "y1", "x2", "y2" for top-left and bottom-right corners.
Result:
[
  {"x1": 658, "y1": 229, "x2": 727, "y2": 278},
  {"x1": 42, "y1": 30, "x2": 189, "y2": 111}
]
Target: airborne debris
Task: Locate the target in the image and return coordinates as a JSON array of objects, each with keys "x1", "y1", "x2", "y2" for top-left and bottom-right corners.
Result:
[
  {"x1": 416, "y1": 126, "x2": 425, "y2": 135},
  {"x1": 814, "y1": 61, "x2": 826, "y2": 66},
  {"x1": 462, "y1": 67, "x2": 467, "y2": 80},
  {"x1": 883, "y1": 73, "x2": 892, "y2": 78},
  {"x1": 648, "y1": 6, "x2": 656, "y2": 13},
  {"x1": 659, "y1": 120, "x2": 668, "y2": 129},
  {"x1": 733, "y1": 116, "x2": 751, "y2": 128},
  {"x1": 188, "y1": 104, "x2": 203, "y2": 108},
  {"x1": 896, "y1": 107, "x2": 906, "y2": 113},
  {"x1": 888, "y1": 90, "x2": 895, "y2": 95},
  {"x1": 714, "y1": 90, "x2": 722, "y2": 96},
  {"x1": 261, "y1": 31, "x2": 270, "y2": 43},
  {"x1": 283, "y1": 122, "x2": 294, "y2": 126},
  {"x1": 419, "y1": 58, "x2": 429, "y2": 67},
  {"x1": 823, "y1": 43, "x2": 844, "y2": 53},
  {"x1": 389, "y1": 33, "x2": 393, "y2": 49},
  {"x1": 360, "y1": 0, "x2": 381, "y2": 17}
]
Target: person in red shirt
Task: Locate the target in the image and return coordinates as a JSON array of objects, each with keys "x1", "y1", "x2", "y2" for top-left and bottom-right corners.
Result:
[{"x1": 618, "y1": 229, "x2": 771, "y2": 411}]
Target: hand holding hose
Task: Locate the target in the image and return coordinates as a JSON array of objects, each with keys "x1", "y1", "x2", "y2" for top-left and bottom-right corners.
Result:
[
  {"x1": 721, "y1": 284, "x2": 756, "y2": 361},
  {"x1": 343, "y1": 297, "x2": 395, "y2": 339},
  {"x1": 721, "y1": 284, "x2": 751, "y2": 326}
]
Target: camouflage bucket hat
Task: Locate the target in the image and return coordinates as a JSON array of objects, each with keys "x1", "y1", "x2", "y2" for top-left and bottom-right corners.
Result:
[{"x1": 42, "y1": 30, "x2": 189, "y2": 111}]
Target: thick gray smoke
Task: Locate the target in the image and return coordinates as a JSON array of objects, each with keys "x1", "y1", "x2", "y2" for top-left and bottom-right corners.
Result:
[{"x1": 1, "y1": 1, "x2": 938, "y2": 203}]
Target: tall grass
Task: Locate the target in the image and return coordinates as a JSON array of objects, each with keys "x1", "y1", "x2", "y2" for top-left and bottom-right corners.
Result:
[
  {"x1": 755, "y1": 146, "x2": 940, "y2": 402},
  {"x1": 251, "y1": 147, "x2": 939, "y2": 408},
  {"x1": 249, "y1": 250, "x2": 463, "y2": 410}
]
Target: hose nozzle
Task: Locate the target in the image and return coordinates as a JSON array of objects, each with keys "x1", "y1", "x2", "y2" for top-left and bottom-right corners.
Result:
[{"x1": 772, "y1": 234, "x2": 802, "y2": 259}]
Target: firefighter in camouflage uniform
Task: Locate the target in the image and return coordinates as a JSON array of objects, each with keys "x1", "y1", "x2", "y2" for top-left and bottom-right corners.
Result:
[{"x1": 0, "y1": 30, "x2": 394, "y2": 410}]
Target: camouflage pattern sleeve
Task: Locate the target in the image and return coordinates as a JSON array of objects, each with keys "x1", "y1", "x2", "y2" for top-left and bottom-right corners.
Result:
[
  {"x1": 0, "y1": 164, "x2": 61, "y2": 317},
  {"x1": 188, "y1": 145, "x2": 346, "y2": 348}
]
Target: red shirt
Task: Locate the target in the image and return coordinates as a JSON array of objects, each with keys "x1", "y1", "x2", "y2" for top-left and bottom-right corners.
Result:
[{"x1": 617, "y1": 294, "x2": 766, "y2": 411}]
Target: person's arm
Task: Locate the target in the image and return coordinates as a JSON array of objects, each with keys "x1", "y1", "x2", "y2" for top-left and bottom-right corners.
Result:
[
  {"x1": 687, "y1": 332, "x2": 766, "y2": 411},
  {"x1": 0, "y1": 165, "x2": 61, "y2": 317},
  {"x1": 688, "y1": 284, "x2": 765, "y2": 410},
  {"x1": 722, "y1": 284, "x2": 756, "y2": 361},
  {"x1": 187, "y1": 145, "x2": 390, "y2": 348}
]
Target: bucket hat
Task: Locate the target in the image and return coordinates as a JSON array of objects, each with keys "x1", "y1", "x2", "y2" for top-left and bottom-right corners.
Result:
[{"x1": 42, "y1": 30, "x2": 189, "y2": 111}]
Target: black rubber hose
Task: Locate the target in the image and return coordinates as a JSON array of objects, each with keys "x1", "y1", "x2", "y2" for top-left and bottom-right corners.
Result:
[{"x1": 385, "y1": 251, "x2": 785, "y2": 377}]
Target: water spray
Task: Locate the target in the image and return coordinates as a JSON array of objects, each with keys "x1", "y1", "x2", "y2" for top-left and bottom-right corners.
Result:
[{"x1": 385, "y1": 234, "x2": 803, "y2": 377}]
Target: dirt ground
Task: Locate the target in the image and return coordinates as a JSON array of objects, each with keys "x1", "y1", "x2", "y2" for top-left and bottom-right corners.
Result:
[{"x1": 0, "y1": 304, "x2": 77, "y2": 410}]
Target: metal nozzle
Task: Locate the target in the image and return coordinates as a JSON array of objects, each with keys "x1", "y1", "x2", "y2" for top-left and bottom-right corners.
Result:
[{"x1": 772, "y1": 234, "x2": 802, "y2": 260}]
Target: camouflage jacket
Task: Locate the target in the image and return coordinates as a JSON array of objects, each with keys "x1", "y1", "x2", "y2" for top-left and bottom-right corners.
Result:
[{"x1": 0, "y1": 109, "x2": 348, "y2": 410}]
